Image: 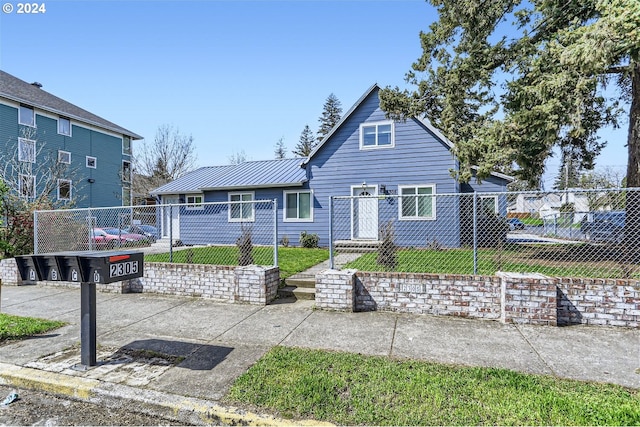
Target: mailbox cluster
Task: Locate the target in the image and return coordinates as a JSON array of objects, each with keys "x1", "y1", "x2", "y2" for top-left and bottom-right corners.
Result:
[{"x1": 15, "y1": 251, "x2": 144, "y2": 284}]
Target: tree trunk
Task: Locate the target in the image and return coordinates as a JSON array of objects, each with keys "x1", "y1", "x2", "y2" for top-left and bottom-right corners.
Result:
[{"x1": 624, "y1": 61, "x2": 640, "y2": 263}]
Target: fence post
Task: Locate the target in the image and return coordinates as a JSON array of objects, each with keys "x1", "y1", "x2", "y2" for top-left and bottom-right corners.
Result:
[
  {"x1": 88, "y1": 209, "x2": 94, "y2": 251},
  {"x1": 329, "y1": 196, "x2": 334, "y2": 270},
  {"x1": 169, "y1": 204, "x2": 173, "y2": 263},
  {"x1": 273, "y1": 198, "x2": 278, "y2": 267},
  {"x1": 473, "y1": 192, "x2": 478, "y2": 275},
  {"x1": 33, "y1": 210, "x2": 39, "y2": 254}
]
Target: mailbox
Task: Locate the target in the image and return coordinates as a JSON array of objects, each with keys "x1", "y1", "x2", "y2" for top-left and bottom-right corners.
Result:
[
  {"x1": 15, "y1": 255, "x2": 41, "y2": 282},
  {"x1": 56, "y1": 253, "x2": 84, "y2": 283},
  {"x1": 33, "y1": 254, "x2": 63, "y2": 281},
  {"x1": 77, "y1": 251, "x2": 144, "y2": 284}
]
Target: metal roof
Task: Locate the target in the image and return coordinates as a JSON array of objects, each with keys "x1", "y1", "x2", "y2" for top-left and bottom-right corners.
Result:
[
  {"x1": 151, "y1": 158, "x2": 308, "y2": 195},
  {"x1": 0, "y1": 70, "x2": 143, "y2": 139}
]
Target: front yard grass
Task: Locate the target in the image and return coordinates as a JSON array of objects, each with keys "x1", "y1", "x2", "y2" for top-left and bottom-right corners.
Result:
[
  {"x1": 224, "y1": 346, "x2": 640, "y2": 426},
  {"x1": 0, "y1": 313, "x2": 67, "y2": 341},
  {"x1": 144, "y1": 246, "x2": 329, "y2": 279}
]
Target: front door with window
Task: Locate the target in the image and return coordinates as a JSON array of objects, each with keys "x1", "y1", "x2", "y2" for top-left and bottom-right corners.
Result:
[
  {"x1": 351, "y1": 185, "x2": 378, "y2": 239},
  {"x1": 162, "y1": 196, "x2": 180, "y2": 240}
]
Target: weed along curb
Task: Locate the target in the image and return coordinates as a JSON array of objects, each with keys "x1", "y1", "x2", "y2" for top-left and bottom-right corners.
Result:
[{"x1": 0, "y1": 363, "x2": 333, "y2": 426}]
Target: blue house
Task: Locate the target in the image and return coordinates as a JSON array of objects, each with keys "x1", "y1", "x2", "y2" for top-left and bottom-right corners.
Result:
[
  {"x1": 151, "y1": 84, "x2": 511, "y2": 247},
  {"x1": 0, "y1": 70, "x2": 142, "y2": 208}
]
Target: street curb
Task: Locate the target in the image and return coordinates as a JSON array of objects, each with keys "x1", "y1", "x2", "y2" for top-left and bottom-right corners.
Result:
[{"x1": 0, "y1": 363, "x2": 333, "y2": 426}]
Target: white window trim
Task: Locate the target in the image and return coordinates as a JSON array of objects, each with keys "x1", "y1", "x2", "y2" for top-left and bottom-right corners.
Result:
[
  {"x1": 18, "y1": 105, "x2": 35, "y2": 127},
  {"x1": 398, "y1": 184, "x2": 436, "y2": 221},
  {"x1": 57, "y1": 179, "x2": 72, "y2": 201},
  {"x1": 186, "y1": 194, "x2": 204, "y2": 210},
  {"x1": 359, "y1": 120, "x2": 395, "y2": 150},
  {"x1": 122, "y1": 187, "x2": 132, "y2": 206},
  {"x1": 228, "y1": 191, "x2": 255, "y2": 222},
  {"x1": 283, "y1": 190, "x2": 314, "y2": 222},
  {"x1": 479, "y1": 195, "x2": 499, "y2": 214},
  {"x1": 18, "y1": 174, "x2": 35, "y2": 199},
  {"x1": 122, "y1": 160, "x2": 131, "y2": 182},
  {"x1": 86, "y1": 156, "x2": 97, "y2": 169},
  {"x1": 18, "y1": 138, "x2": 36, "y2": 163},
  {"x1": 58, "y1": 150, "x2": 71, "y2": 164},
  {"x1": 122, "y1": 136, "x2": 132, "y2": 155},
  {"x1": 57, "y1": 117, "x2": 72, "y2": 136}
]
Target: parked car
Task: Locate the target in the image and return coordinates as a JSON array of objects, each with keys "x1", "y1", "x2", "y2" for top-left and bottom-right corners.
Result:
[
  {"x1": 101, "y1": 227, "x2": 150, "y2": 246},
  {"x1": 580, "y1": 211, "x2": 625, "y2": 243},
  {"x1": 125, "y1": 225, "x2": 159, "y2": 242},
  {"x1": 90, "y1": 228, "x2": 132, "y2": 250},
  {"x1": 507, "y1": 218, "x2": 526, "y2": 231}
]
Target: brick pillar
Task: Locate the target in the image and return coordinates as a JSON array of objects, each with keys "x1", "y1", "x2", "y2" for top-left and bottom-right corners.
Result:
[
  {"x1": 315, "y1": 269, "x2": 357, "y2": 312},
  {"x1": 0, "y1": 258, "x2": 20, "y2": 286},
  {"x1": 235, "y1": 265, "x2": 279, "y2": 305},
  {"x1": 498, "y1": 271, "x2": 557, "y2": 326}
]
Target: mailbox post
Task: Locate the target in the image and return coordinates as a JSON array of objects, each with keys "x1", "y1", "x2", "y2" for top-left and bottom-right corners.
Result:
[{"x1": 15, "y1": 250, "x2": 144, "y2": 369}]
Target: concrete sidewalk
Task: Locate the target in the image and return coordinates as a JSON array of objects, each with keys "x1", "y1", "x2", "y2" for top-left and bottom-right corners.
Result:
[{"x1": 0, "y1": 285, "x2": 638, "y2": 424}]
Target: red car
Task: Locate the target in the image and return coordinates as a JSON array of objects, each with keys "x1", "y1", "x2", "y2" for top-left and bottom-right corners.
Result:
[{"x1": 90, "y1": 228, "x2": 130, "y2": 249}]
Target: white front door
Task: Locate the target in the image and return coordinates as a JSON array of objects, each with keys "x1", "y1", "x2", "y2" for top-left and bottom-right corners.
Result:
[
  {"x1": 352, "y1": 185, "x2": 378, "y2": 239},
  {"x1": 162, "y1": 196, "x2": 180, "y2": 240}
]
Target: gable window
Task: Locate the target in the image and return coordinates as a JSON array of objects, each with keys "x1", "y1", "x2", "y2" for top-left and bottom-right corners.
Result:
[
  {"x1": 360, "y1": 121, "x2": 394, "y2": 149},
  {"x1": 229, "y1": 192, "x2": 254, "y2": 222},
  {"x1": 122, "y1": 136, "x2": 131, "y2": 155},
  {"x1": 58, "y1": 150, "x2": 71, "y2": 164},
  {"x1": 18, "y1": 138, "x2": 36, "y2": 163},
  {"x1": 58, "y1": 117, "x2": 71, "y2": 136},
  {"x1": 19, "y1": 174, "x2": 35, "y2": 199},
  {"x1": 284, "y1": 190, "x2": 313, "y2": 222},
  {"x1": 86, "y1": 156, "x2": 97, "y2": 168},
  {"x1": 399, "y1": 185, "x2": 436, "y2": 220},
  {"x1": 186, "y1": 194, "x2": 204, "y2": 210},
  {"x1": 19, "y1": 105, "x2": 35, "y2": 127},
  {"x1": 480, "y1": 195, "x2": 498, "y2": 215},
  {"x1": 57, "y1": 179, "x2": 72, "y2": 201},
  {"x1": 122, "y1": 160, "x2": 131, "y2": 182}
]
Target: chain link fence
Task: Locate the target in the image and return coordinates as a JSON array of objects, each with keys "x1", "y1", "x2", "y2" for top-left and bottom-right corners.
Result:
[
  {"x1": 331, "y1": 188, "x2": 640, "y2": 279},
  {"x1": 34, "y1": 200, "x2": 278, "y2": 266}
]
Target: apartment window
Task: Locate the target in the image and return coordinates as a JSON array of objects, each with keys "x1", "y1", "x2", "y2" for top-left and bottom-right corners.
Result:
[
  {"x1": 122, "y1": 187, "x2": 131, "y2": 206},
  {"x1": 86, "y1": 156, "x2": 97, "y2": 168},
  {"x1": 360, "y1": 121, "x2": 394, "y2": 149},
  {"x1": 186, "y1": 194, "x2": 203, "y2": 210},
  {"x1": 19, "y1": 174, "x2": 35, "y2": 199},
  {"x1": 229, "y1": 192, "x2": 254, "y2": 222},
  {"x1": 18, "y1": 138, "x2": 36, "y2": 163},
  {"x1": 58, "y1": 150, "x2": 71, "y2": 164},
  {"x1": 480, "y1": 195, "x2": 498, "y2": 214},
  {"x1": 57, "y1": 179, "x2": 71, "y2": 201},
  {"x1": 122, "y1": 160, "x2": 131, "y2": 182},
  {"x1": 19, "y1": 105, "x2": 35, "y2": 127},
  {"x1": 58, "y1": 117, "x2": 71, "y2": 136},
  {"x1": 122, "y1": 136, "x2": 131, "y2": 155},
  {"x1": 399, "y1": 185, "x2": 436, "y2": 220},
  {"x1": 284, "y1": 190, "x2": 313, "y2": 222}
]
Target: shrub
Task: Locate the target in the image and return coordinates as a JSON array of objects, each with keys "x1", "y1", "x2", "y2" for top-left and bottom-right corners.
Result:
[
  {"x1": 237, "y1": 225, "x2": 254, "y2": 265},
  {"x1": 280, "y1": 235, "x2": 290, "y2": 247},
  {"x1": 377, "y1": 221, "x2": 397, "y2": 270},
  {"x1": 299, "y1": 231, "x2": 320, "y2": 248}
]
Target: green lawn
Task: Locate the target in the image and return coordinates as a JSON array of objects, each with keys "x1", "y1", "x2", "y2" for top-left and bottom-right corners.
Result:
[
  {"x1": 0, "y1": 313, "x2": 67, "y2": 341},
  {"x1": 144, "y1": 246, "x2": 329, "y2": 279},
  {"x1": 224, "y1": 346, "x2": 640, "y2": 426}
]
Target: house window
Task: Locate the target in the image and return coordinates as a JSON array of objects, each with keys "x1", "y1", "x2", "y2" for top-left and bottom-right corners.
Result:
[
  {"x1": 480, "y1": 195, "x2": 498, "y2": 214},
  {"x1": 284, "y1": 190, "x2": 313, "y2": 222},
  {"x1": 122, "y1": 187, "x2": 131, "y2": 206},
  {"x1": 122, "y1": 136, "x2": 131, "y2": 155},
  {"x1": 58, "y1": 117, "x2": 71, "y2": 136},
  {"x1": 58, "y1": 150, "x2": 71, "y2": 164},
  {"x1": 18, "y1": 174, "x2": 35, "y2": 199},
  {"x1": 18, "y1": 138, "x2": 36, "y2": 163},
  {"x1": 360, "y1": 121, "x2": 394, "y2": 149},
  {"x1": 186, "y1": 194, "x2": 203, "y2": 210},
  {"x1": 19, "y1": 105, "x2": 35, "y2": 127},
  {"x1": 229, "y1": 192, "x2": 254, "y2": 222},
  {"x1": 399, "y1": 185, "x2": 436, "y2": 220},
  {"x1": 57, "y1": 179, "x2": 71, "y2": 201},
  {"x1": 86, "y1": 156, "x2": 97, "y2": 168},
  {"x1": 122, "y1": 161, "x2": 131, "y2": 182}
]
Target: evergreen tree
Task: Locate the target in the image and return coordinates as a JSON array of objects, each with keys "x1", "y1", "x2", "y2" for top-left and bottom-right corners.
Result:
[
  {"x1": 317, "y1": 93, "x2": 342, "y2": 142},
  {"x1": 274, "y1": 137, "x2": 287, "y2": 159},
  {"x1": 553, "y1": 149, "x2": 582, "y2": 190},
  {"x1": 293, "y1": 125, "x2": 316, "y2": 157}
]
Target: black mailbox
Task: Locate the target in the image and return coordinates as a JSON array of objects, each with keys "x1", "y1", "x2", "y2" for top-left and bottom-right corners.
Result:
[
  {"x1": 33, "y1": 254, "x2": 63, "y2": 281},
  {"x1": 15, "y1": 255, "x2": 41, "y2": 282},
  {"x1": 56, "y1": 253, "x2": 84, "y2": 283},
  {"x1": 77, "y1": 251, "x2": 144, "y2": 284}
]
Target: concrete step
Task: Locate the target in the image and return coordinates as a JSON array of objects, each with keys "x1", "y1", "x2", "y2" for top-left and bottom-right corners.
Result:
[
  {"x1": 334, "y1": 240, "x2": 381, "y2": 253},
  {"x1": 284, "y1": 275, "x2": 315, "y2": 288},
  {"x1": 277, "y1": 285, "x2": 315, "y2": 300}
]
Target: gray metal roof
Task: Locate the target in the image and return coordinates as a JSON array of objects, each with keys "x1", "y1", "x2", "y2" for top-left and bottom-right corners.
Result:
[
  {"x1": 151, "y1": 158, "x2": 308, "y2": 195},
  {"x1": 0, "y1": 70, "x2": 143, "y2": 139}
]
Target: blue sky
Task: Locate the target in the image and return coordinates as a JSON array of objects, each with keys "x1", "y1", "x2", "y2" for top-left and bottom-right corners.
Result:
[{"x1": 0, "y1": 0, "x2": 629, "y2": 189}]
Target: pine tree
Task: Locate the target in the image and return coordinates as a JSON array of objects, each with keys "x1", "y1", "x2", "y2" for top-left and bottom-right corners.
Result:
[
  {"x1": 292, "y1": 125, "x2": 316, "y2": 157},
  {"x1": 553, "y1": 149, "x2": 582, "y2": 190},
  {"x1": 274, "y1": 137, "x2": 286, "y2": 159},
  {"x1": 317, "y1": 93, "x2": 342, "y2": 143}
]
